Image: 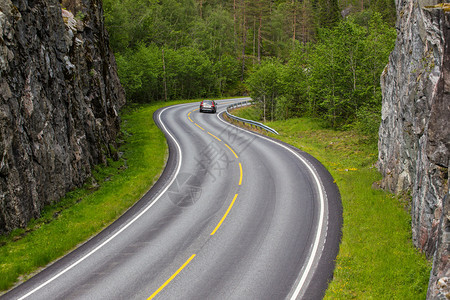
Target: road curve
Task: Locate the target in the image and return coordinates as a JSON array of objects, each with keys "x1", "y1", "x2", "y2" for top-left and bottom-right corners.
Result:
[{"x1": 2, "y1": 99, "x2": 342, "y2": 300}]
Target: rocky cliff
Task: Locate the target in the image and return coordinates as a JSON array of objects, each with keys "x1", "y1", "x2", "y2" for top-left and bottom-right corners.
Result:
[
  {"x1": 0, "y1": 0, "x2": 125, "y2": 233},
  {"x1": 378, "y1": 0, "x2": 449, "y2": 298}
]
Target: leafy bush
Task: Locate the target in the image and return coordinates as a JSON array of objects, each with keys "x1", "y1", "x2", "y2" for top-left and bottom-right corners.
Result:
[
  {"x1": 116, "y1": 45, "x2": 241, "y2": 102},
  {"x1": 244, "y1": 12, "x2": 395, "y2": 130},
  {"x1": 354, "y1": 106, "x2": 382, "y2": 143}
]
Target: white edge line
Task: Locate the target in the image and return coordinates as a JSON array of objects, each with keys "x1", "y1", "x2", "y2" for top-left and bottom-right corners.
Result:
[
  {"x1": 18, "y1": 105, "x2": 184, "y2": 300},
  {"x1": 217, "y1": 110, "x2": 326, "y2": 299}
]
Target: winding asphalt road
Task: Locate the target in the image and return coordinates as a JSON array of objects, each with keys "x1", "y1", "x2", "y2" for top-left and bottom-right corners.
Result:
[{"x1": 2, "y1": 98, "x2": 342, "y2": 300}]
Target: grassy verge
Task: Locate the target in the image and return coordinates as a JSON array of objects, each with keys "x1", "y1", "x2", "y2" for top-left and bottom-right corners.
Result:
[
  {"x1": 0, "y1": 102, "x2": 431, "y2": 297},
  {"x1": 231, "y1": 106, "x2": 431, "y2": 299},
  {"x1": 0, "y1": 100, "x2": 195, "y2": 292}
]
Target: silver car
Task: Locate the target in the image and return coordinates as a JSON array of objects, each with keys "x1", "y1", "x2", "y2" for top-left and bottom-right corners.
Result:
[{"x1": 199, "y1": 100, "x2": 217, "y2": 113}]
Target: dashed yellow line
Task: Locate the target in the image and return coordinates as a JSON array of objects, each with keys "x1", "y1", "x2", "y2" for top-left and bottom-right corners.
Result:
[
  {"x1": 239, "y1": 163, "x2": 243, "y2": 185},
  {"x1": 145, "y1": 105, "x2": 244, "y2": 297},
  {"x1": 195, "y1": 123, "x2": 205, "y2": 131},
  {"x1": 224, "y1": 144, "x2": 238, "y2": 158},
  {"x1": 148, "y1": 254, "x2": 196, "y2": 299},
  {"x1": 184, "y1": 109, "x2": 243, "y2": 238},
  {"x1": 210, "y1": 194, "x2": 238, "y2": 235},
  {"x1": 207, "y1": 132, "x2": 222, "y2": 141}
]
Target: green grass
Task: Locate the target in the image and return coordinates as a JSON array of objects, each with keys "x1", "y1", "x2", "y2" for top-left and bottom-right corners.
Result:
[
  {"x1": 232, "y1": 107, "x2": 431, "y2": 299},
  {"x1": 230, "y1": 105, "x2": 262, "y2": 121},
  {"x1": 1, "y1": 102, "x2": 431, "y2": 298},
  {"x1": 0, "y1": 99, "x2": 195, "y2": 292}
]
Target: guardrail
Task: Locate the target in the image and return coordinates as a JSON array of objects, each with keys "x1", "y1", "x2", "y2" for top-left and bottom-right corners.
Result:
[{"x1": 225, "y1": 100, "x2": 279, "y2": 135}]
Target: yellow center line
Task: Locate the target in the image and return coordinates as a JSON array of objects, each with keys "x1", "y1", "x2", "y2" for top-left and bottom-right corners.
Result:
[
  {"x1": 207, "y1": 132, "x2": 222, "y2": 141},
  {"x1": 195, "y1": 123, "x2": 204, "y2": 130},
  {"x1": 193, "y1": 108, "x2": 199, "y2": 111},
  {"x1": 224, "y1": 144, "x2": 238, "y2": 158},
  {"x1": 147, "y1": 254, "x2": 196, "y2": 299},
  {"x1": 188, "y1": 116, "x2": 193, "y2": 122},
  {"x1": 210, "y1": 194, "x2": 238, "y2": 235},
  {"x1": 188, "y1": 111, "x2": 192, "y2": 116},
  {"x1": 239, "y1": 163, "x2": 243, "y2": 185}
]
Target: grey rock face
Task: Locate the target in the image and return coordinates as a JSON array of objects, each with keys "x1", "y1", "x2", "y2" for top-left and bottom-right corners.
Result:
[
  {"x1": 0, "y1": 0, "x2": 125, "y2": 233},
  {"x1": 378, "y1": 1, "x2": 449, "y2": 298}
]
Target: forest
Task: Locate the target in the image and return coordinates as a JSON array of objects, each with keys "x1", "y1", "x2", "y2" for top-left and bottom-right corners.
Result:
[{"x1": 103, "y1": 0, "x2": 396, "y2": 133}]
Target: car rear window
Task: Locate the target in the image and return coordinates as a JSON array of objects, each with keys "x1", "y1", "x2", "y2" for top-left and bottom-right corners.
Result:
[{"x1": 203, "y1": 100, "x2": 213, "y2": 104}]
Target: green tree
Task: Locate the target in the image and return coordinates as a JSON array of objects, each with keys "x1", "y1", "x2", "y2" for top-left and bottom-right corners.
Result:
[
  {"x1": 265, "y1": 2, "x2": 291, "y2": 59},
  {"x1": 192, "y1": 6, "x2": 235, "y2": 60},
  {"x1": 312, "y1": 0, "x2": 340, "y2": 29},
  {"x1": 213, "y1": 54, "x2": 242, "y2": 96},
  {"x1": 246, "y1": 58, "x2": 283, "y2": 121},
  {"x1": 355, "y1": 12, "x2": 395, "y2": 136},
  {"x1": 103, "y1": 0, "x2": 395, "y2": 109},
  {"x1": 115, "y1": 44, "x2": 163, "y2": 102},
  {"x1": 277, "y1": 42, "x2": 310, "y2": 117},
  {"x1": 363, "y1": 12, "x2": 396, "y2": 105}
]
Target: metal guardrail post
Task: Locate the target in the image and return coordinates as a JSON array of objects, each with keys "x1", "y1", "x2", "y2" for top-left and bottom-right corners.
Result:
[{"x1": 225, "y1": 100, "x2": 279, "y2": 135}]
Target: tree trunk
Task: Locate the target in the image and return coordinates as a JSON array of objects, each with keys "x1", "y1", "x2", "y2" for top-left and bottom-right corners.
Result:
[
  {"x1": 162, "y1": 48, "x2": 168, "y2": 102},
  {"x1": 292, "y1": 0, "x2": 296, "y2": 47},
  {"x1": 302, "y1": 0, "x2": 306, "y2": 44},
  {"x1": 253, "y1": 18, "x2": 256, "y2": 65},
  {"x1": 241, "y1": 0, "x2": 247, "y2": 81},
  {"x1": 263, "y1": 94, "x2": 266, "y2": 122},
  {"x1": 234, "y1": 0, "x2": 237, "y2": 54},
  {"x1": 258, "y1": 9, "x2": 262, "y2": 63},
  {"x1": 271, "y1": 92, "x2": 274, "y2": 122}
]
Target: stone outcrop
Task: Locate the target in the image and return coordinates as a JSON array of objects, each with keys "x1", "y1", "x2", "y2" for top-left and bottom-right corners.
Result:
[
  {"x1": 378, "y1": 0, "x2": 449, "y2": 298},
  {"x1": 0, "y1": 0, "x2": 125, "y2": 233}
]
